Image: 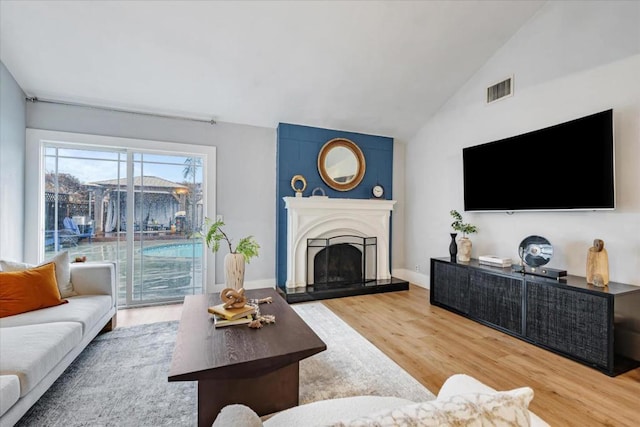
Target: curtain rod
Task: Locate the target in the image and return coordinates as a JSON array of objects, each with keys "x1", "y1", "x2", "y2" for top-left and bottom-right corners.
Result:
[{"x1": 25, "y1": 96, "x2": 216, "y2": 125}]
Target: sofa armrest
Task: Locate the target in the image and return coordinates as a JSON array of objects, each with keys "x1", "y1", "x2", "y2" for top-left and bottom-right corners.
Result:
[
  {"x1": 213, "y1": 404, "x2": 262, "y2": 427},
  {"x1": 70, "y1": 262, "x2": 116, "y2": 302},
  {"x1": 437, "y1": 374, "x2": 498, "y2": 399},
  {"x1": 437, "y1": 374, "x2": 550, "y2": 427}
]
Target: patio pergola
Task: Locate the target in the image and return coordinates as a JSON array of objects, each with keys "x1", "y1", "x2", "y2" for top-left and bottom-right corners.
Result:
[{"x1": 88, "y1": 176, "x2": 193, "y2": 234}]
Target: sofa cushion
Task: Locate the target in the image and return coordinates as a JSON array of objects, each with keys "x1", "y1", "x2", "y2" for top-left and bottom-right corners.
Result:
[
  {"x1": 0, "y1": 295, "x2": 112, "y2": 334},
  {"x1": 437, "y1": 374, "x2": 549, "y2": 427},
  {"x1": 332, "y1": 387, "x2": 534, "y2": 427},
  {"x1": 0, "y1": 375, "x2": 20, "y2": 417},
  {"x1": 0, "y1": 251, "x2": 77, "y2": 298},
  {"x1": 263, "y1": 396, "x2": 417, "y2": 427},
  {"x1": 0, "y1": 263, "x2": 68, "y2": 318},
  {"x1": 0, "y1": 322, "x2": 82, "y2": 396}
]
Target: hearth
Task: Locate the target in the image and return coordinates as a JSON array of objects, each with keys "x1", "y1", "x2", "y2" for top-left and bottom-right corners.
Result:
[{"x1": 279, "y1": 277, "x2": 410, "y2": 303}]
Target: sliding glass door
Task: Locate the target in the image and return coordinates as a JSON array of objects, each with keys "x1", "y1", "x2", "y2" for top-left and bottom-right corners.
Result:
[
  {"x1": 43, "y1": 144, "x2": 204, "y2": 307},
  {"x1": 129, "y1": 152, "x2": 203, "y2": 304}
]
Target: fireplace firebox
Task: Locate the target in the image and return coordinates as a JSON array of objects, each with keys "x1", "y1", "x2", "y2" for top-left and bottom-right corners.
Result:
[{"x1": 307, "y1": 235, "x2": 377, "y2": 287}]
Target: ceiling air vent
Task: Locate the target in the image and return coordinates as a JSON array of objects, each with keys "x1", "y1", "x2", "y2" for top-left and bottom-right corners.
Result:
[{"x1": 486, "y1": 76, "x2": 513, "y2": 104}]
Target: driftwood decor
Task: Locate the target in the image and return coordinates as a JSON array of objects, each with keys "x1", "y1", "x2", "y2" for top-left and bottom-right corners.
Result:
[{"x1": 586, "y1": 238, "x2": 609, "y2": 287}]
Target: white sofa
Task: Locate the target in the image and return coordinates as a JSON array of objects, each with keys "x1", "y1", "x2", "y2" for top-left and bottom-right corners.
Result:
[
  {"x1": 213, "y1": 374, "x2": 550, "y2": 427},
  {"x1": 0, "y1": 262, "x2": 117, "y2": 427}
]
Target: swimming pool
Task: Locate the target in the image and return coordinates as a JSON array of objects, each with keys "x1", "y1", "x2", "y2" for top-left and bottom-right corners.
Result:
[{"x1": 142, "y1": 242, "x2": 203, "y2": 258}]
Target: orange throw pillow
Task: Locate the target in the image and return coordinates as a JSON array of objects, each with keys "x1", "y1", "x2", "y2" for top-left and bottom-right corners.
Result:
[{"x1": 0, "y1": 262, "x2": 68, "y2": 318}]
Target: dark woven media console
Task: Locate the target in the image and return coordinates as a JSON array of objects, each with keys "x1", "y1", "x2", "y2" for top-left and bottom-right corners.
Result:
[{"x1": 430, "y1": 257, "x2": 640, "y2": 376}]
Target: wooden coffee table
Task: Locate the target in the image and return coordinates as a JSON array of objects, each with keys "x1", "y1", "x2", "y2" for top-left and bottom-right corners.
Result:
[{"x1": 168, "y1": 288, "x2": 326, "y2": 427}]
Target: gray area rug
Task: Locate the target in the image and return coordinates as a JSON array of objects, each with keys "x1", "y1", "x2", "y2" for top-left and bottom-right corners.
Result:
[
  {"x1": 294, "y1": 302, "x2": 435, "y2": 404},
  {"x1": 16, "y1": 321, "x2": 195, "y2": 427},
  {"x1": 17, "y1": 302, "x2": 434, "y2": 426}
]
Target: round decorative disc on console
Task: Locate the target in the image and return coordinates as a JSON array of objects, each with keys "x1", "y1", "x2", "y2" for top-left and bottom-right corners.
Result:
[{"x1": 518, "y1": 235, "x2": 553, "y2": 267}]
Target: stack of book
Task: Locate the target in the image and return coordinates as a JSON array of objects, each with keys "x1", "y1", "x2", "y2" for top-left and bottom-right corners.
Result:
[
  {"x1": 208, "y1": 303, "x2": 256, "y2": 328},
  {"x1": 478, "y1": 255, "x2": 513, "y2": 268}
]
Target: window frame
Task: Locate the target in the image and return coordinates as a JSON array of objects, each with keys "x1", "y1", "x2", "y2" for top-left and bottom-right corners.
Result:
[{"x1": 25, "y1": 129, "x2": 217, "y2": 293}]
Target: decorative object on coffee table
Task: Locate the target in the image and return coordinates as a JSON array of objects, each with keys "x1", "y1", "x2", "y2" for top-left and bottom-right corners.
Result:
[
  {"x1": 208, "y1": 303, "x2": 255, "y2": 321},
  {"x1": 449, "y1": 210, "x2": 477, "y2": 262},
  {"x1": 214, "y1": 315, "x2": 254, "y2": 328},
  {"x1": 203, "y1": 218, "x2": 260, "y2": 290},
  {"x1": 249, "y1": 296, "x2": 273, "y2": 305},
  {"x1": 220, "y1": 288, "x2": 247, "y2": 309},
  {"x1": 587, "y1": 238, "x2": 609, "y2": 287},
  {"x1": 248, "y1": 314, "x2": 276, "y2": 329},
  {"x1": 246, "y1": 296, "x2": 276, "y2": 328}
]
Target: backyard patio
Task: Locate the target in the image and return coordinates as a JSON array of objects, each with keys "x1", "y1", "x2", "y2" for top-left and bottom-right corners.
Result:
[{"x1": 46, "y1": 236, "x2": 203, "y2": 306}]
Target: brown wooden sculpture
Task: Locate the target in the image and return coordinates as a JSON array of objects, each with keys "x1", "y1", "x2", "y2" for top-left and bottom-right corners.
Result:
[
  {"x1": 586, "y1": 238, "x2": 609, "y2": 287},
  {"x1": 220, "y1": 288, "x2": 247, "y2": 309}
]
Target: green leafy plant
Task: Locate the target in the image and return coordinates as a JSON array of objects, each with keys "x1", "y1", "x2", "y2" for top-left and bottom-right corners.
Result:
[
  {"x1": 450, "y1": 210, "x2": 477, "y2": 238},
  {"x1": 203, "y1": 218, "x2": 260, "y2": 263}
]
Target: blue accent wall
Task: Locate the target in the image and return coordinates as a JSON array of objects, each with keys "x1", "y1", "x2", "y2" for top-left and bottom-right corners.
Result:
[{"x1": 276, "y1": 123, "x2": 394, "y2": 287}]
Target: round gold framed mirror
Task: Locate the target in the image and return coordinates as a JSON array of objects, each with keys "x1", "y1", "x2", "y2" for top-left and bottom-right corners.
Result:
[{"x1": 317, "y1": 138, "x2": 366, "y2": 191}]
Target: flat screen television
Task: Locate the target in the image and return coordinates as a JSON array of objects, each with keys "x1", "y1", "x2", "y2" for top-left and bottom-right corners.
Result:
[{"x1": 463, "y1": 109, "x2": 615, "y2": 212}]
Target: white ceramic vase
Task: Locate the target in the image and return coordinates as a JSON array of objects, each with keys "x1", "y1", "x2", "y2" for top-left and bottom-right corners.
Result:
[
  {"x1": 224, "y1": 253, "x2": 245, "y2": 290},
  {"x1": 458, "y1": 237, "x2": 472, "y2": 262}
]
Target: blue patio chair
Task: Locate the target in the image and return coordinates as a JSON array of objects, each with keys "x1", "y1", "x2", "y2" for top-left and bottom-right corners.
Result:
[
  {"x1": 61, "y1": 217, "x2": 94, "y2": 244},
  {"x1": 58, "y1": 228, "x2": 80, "y2": 247},
  {"x1": 63, "y1": 216, "x2": 80, "y2": 234}
]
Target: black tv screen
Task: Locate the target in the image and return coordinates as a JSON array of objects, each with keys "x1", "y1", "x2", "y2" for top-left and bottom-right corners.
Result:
[{"x1": 463, "y1": 109, "x2": 615, "y2": 212}]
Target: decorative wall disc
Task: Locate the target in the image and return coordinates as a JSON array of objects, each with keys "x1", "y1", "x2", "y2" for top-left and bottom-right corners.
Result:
[{"x1": 518, "y1": 235, "x2": 553, "y2": 267}]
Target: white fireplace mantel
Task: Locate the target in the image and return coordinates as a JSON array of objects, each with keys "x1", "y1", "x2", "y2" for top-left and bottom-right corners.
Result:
[{"x1": 284, "y1": 196, "x2": 396, "y2": 289}]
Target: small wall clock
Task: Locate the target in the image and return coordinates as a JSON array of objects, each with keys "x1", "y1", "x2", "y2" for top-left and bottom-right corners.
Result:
[{"x1": 372, "y1": 184, "x2": 384, "y2": 199}]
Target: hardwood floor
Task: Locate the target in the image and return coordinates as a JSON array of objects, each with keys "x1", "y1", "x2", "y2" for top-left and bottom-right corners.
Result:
[
  {"x1": 323, "y1": 285, "x2": 640, "y2": 427},
  {"x1": 116, "y1": 303, "x2": 183, "y2": 328},
  {"x1": 119, "y1": 285, "x2": 640, "y2": 426}
]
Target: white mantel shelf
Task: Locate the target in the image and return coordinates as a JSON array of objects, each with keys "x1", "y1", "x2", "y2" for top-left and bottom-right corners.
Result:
[
  {"x1": 283, "y1": 196, "x2": 397, "y2": 289},
  {"x1": 284, "y1": 196, "x2": 397, "y2": 211}
]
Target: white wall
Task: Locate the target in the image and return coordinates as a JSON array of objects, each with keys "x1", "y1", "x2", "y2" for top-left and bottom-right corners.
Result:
[
  {"x1": 27, "y1": 102, "x2": 276, "y2": 286},
  {"x1": 0, "y1": 61, "x2": 25, "y2": 260},
  {"x1": 405, "y1": 1, "x2": 640, "y2": 286},
  {"x1": 391, "y1": 140, "x2": 406, "y2": 274}
]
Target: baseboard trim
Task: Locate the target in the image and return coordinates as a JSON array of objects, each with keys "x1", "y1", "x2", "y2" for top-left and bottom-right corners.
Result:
[
  {"x1": 392, "y1": 268, "x2": 429, "y2": 289},
  {"x1": 209, "y1": 278, "x2": 276, "y2": 293}
]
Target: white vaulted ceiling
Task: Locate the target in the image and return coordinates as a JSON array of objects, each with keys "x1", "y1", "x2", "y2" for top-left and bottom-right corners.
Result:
[{"x1": 0, "y1": 0, "x2": 545, "y2": 140}]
